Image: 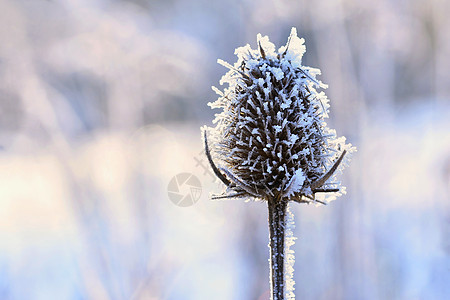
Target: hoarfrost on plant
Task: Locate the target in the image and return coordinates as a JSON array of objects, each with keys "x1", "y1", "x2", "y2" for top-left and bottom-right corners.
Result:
[{"x1": 204, "y1": 27, "x2": 356, "y2": 204}]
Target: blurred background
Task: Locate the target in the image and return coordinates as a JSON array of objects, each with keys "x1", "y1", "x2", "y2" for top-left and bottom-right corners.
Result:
[{"x1": 0, "y1": 0, "x2": 449, "y2": 299}]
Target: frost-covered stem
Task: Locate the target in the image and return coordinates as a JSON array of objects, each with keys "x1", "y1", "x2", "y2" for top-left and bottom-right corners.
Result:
[{"x1": 268, "y1": 197, "x2": 288, "y2": 300}]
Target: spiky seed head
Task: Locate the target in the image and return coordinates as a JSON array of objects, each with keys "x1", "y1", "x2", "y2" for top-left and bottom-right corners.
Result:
[{"x1": 203, "y1": 28, "x2": 355, "y2": 204}]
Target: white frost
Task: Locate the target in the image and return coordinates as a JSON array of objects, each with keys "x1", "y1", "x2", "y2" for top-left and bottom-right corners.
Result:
[
  {"x1": 282, "y1": 28, "x2": 306, "y2": 69},
  {"x1": 257, "y1": 34, "x2": 277, "y2": 59},
  {"x1": 207, "y1": 26, "x2": 355, "y2": 205},
  {"x1": 283, "y1": 169, "x2": 306, "y2": 198},
  {"x1": 290, "y1": 134, "x2": 299, "y2": 144},
  {"x1": 271, "y1": 67, "x2": 284, "y2": 81},
  {"x1": 284, "y1": 204, "x2": 296, "y2": 300}
]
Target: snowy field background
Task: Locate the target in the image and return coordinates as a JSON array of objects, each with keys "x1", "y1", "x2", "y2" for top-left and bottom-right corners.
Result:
[{"x1": 0, "y1": 0, "x2": 449, "y2": 299}]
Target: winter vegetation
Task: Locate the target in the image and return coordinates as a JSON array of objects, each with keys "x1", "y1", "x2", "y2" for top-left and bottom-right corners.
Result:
[
  {"x1": 203, "y1": 28, "x2": 355, "y2": 299},
  {"x1": 205, "y1": 28, "x2": 355, "y2": 204},
  {"x1": 0, "y1": 0, "x2": 449, "y2": 299}
]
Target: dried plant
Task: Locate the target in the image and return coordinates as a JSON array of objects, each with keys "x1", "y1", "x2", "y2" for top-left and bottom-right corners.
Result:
[{"x1": 202, "y1": 28, "x2": 355, "y2": 300}]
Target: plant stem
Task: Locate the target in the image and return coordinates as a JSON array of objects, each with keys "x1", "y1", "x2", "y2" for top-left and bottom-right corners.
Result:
[{"x1": 268, "y1": 197, "x2": 288, "y2": 300}]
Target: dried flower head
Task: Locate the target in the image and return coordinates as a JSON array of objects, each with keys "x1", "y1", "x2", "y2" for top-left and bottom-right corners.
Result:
[{"x1": 203, "y1": 28, "x2": 355, "y2": 204}]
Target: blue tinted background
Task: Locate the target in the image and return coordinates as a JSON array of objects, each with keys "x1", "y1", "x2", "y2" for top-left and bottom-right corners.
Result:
[{"x1": 0, "y1": 0, "x2": 449, "y2": 299}]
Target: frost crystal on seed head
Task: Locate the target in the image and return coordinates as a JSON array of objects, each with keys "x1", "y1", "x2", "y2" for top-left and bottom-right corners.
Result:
[{"x1": 204, "y1": 27, "x2": 355, "y2": 204}]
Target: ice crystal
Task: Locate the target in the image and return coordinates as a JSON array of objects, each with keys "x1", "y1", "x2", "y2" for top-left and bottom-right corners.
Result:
[
  {"x1": 284, "y1": 205, "x2": 296, "y2": 300},
  {"x1": 203, "y1": 27, "x2": 355, "y2": 204}
]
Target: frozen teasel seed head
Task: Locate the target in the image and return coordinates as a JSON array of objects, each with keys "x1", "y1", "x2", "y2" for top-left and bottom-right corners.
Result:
[{"x1": 202, "y1": 28, "x2": 356, "y2": 204}]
